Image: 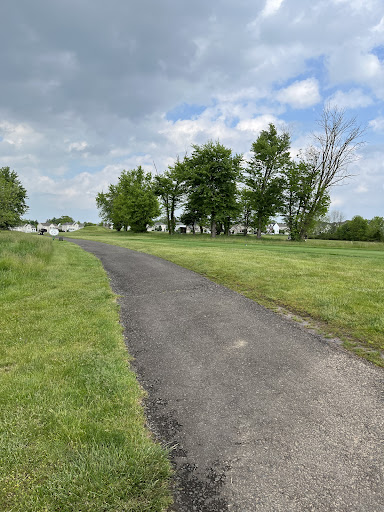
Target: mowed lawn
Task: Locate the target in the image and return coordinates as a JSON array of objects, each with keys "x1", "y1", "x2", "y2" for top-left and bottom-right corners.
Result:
[
  {"x1": 0, "y1": 232, "x2": 172, "y2": 511},
  {"x1": 67, "y1": 227, "x2": 384, "y2": 366}
]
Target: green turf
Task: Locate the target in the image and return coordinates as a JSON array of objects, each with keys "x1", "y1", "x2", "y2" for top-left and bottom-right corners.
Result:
[
  {"x1": 67, "y1": 227, "x2": 384, "y2": 366},
  {"x1": 0, "y1": 231, "x2": 173, "y2": 511}
]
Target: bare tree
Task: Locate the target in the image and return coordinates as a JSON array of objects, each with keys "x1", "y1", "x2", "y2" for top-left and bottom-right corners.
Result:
[
  {"x1": 311, "y1": 105, "x2": 365, "y2": 186},
  {"x1": 283, "y1": 106, "x2": 365, "y2": 241}
]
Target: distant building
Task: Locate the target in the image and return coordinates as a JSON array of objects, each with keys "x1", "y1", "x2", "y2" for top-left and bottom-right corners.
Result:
[
  {"x1": 147, "y1": 222, "x2": 167, "y2": 232},
  {"x1": 59, "y1": 222, "x2": 84, "y2": 232},
  {"x1": 267, "y1": 222, "x2": 290, "y2": 235},
  {"x1": 9, "y1": 223, "x2": 37, "y2": 233},
  {"x1": 230, "y1": 224, "x2": 253, "y2": 235}
]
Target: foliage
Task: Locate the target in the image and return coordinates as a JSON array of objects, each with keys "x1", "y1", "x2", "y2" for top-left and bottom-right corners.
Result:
[
  {"x1": 367, "y1": 216, "x2": 384, "y2": 241},
  {"x1": 46, "y1": 215, "x2": 74, "y2": 224},
  {"x1": 96, "y1": 184, "x2": 119, "y2": 228},
  {"x1": 312, "y1": 106, "x2": 364, "y2": 185},
  {"x1": 237, "y1": 188, "x2": 255, "y2": 235},
  {"x1": 184, "y1": 140, "x2": 242, "y2": 237},
  {"x1": 245, "y1": 124, "x2": 291, "y2": 238},
  {"x1": 284, "y1": 106, "x2": 364, "y2": 241},
  {"x1": 310, "y1": 210, "x2": 345, "y2": 237},
  {"x1": 180, "y1": 209, "x2": 200, "y2": 234},
  {"x1": 154, "y1": 159, "x2": 186, "y2": 234},
  {"x1": 283, "y1": 160, "x2": 330, "y2": 240},
  {"x1": 333, "y1": 216, "x2": 384, "y2": 241},
  {"x1": 96, "y1": 166, "x2": 160, "y2": 232},
  {"x1": 21, "y1": 218, "x2": 38, "y2": 228},
  {"x1": 0, "y1": 167, "x2": 28, "y2": 229}
]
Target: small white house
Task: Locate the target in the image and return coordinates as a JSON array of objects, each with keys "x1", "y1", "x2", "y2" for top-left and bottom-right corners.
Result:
[
  {"x1": 230, "y1": 224, "x2": 253, "y2": 235},
  {"x1": 9, "y1": 223, "x2": 37, "y2": 233},
  {"x1": 60, "y1": 222, "x2": 84, "y2": 232},
  {"x1": 147, "y1": 222, "x2": 167, "y2": 232}
]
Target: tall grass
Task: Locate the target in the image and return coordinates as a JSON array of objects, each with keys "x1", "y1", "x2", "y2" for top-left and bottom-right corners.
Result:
[
  {"x1": 67, "y1": 227, "x2": 384, "y2": 366},
  {"x1": 0, "y1": 232, "x2": 172, "y2": 511}
]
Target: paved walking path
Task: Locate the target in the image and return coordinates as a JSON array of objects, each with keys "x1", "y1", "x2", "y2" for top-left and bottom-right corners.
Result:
[{"x1": 70, "y1": 239, "x2": 383, "y2": 512}]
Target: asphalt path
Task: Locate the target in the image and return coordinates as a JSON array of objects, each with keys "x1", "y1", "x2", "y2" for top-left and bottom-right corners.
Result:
[{"x1": 69, "y1": 239, "x2": 383, "y2": 512}]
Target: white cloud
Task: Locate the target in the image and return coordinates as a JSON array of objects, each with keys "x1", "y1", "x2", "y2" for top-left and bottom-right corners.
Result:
[
  {"x1": 372, "y1": 16, "x2": 384, "y2": 33},
  {"x1": 369, "y1": 117, "x2": 384, "y2": 131},
  {"x1": 68, "y1": 141, "x2": 89, "y2": 153},
  {"x1": 236, "y1": 115, "x2": 280, "y2": 133},
  {"x1": 327, "y1": 46, "x2": 384, "y2": 99},
  {"x1": 261, "y1": 0, "x2": 285, "y2": 18},
  {"x1": 327, "y1": 89, "x2": 374, "y2": 109},
  {"x1": 276, "y1": 78, "x2": 321, "y2": 109},
  {"x1": 331, "y1": 0, "x2": 375, "y2": 10},
  {"x1": 0, "y1": 121, "x2": 43, "y2": 147},
  {"x1": 1, "y1": 0, "x2": 384, "y2": 222}
]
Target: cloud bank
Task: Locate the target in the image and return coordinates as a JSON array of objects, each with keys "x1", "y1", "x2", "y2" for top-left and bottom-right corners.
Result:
[{"x1": 0, "y1": 0, "x2": 383, "y2": 222}]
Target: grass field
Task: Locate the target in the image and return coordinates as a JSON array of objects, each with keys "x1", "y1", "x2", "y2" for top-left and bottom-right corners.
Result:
[
  {"x1": 66, "y1": 227, "x2": 384, "y2": 367},
  {"x1": 0, "y1": 232, "x2": 172, "y2": 511}
]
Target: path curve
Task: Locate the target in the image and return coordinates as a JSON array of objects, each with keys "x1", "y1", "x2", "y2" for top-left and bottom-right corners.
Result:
[{"x1": 69, "y1": 239, "x2": 383, "y2": 512}]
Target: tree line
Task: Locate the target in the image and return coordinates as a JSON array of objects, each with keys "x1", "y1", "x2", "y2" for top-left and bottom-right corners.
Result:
[
  {"x1": 97, "y1": 106, "x2": 365, "y2": 241},
  {"x1": 314, "y1": 215, "x2": 384, "y2": 242}
]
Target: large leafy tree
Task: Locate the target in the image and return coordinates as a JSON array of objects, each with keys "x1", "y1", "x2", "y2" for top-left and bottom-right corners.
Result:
[
  {"x1": 367, "y1": 216, "x2": 384, "y2": 241},
  {"x1": 245, "y1": 124, "x2": 291, "y2": 238},
  {"x1": 153, "y1": 159, "x2": 186, "y2": 235},
  {"x1": 0, "y1": 167, "x2": 28, "y2": 229},
  {"x1": 96, "y1": 184, "x2": 123, "y2": 230},
  {"x1": 283, "y1": 106, "x2": 364, "y2": 241},
  {"x1": 184, "y1": 140, "x2": 242, "y2": 238},
  {"x1": 334, "y1": 215, "x2": 369, "y2": 241},
  {"x1": 96, "y1": 167, "x2": 160, "y2": 232},
  {"x1": 283, "y1": 160, "x2": 330, "y2": 240}
]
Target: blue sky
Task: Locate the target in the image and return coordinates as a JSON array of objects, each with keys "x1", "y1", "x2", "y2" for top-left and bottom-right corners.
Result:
[{"x1": 1, "y1": 0, "x2": 383, "y2": 223}]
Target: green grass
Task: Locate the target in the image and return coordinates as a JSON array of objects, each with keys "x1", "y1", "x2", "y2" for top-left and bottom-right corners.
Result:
[
  {"x1": 0, "y1": 231, "x2": 173, "y2": 511},
  {"x1": 67, "y1": 227, "x2": 384, "y2": 366}
]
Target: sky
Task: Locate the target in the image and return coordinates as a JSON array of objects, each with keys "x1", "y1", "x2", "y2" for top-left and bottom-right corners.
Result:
[{"x1": 1, "y1": 0, "x2": 384, "y2": 223}]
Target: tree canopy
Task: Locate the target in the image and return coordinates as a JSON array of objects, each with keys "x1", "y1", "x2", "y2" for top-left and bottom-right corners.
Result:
[
  {"x1": 46, "y1": 216, "x2": 74, "y2": 224},
  {"x1": 153, "y1": 159, "x2": 185, "y2": 235},
  {"x1": 0, "y1": 167, "x2": 28, "y2": 229},
  {"x1": 283, "y1": 106, "x2": 364, "y2": 240},
  {"x1": 96, "y1": 167, "x2": 160, "y2": 232},
  {"x1": 184, "y1": 140, "x2": 242, "y2": 237},
  {"x1": 95, "y1": 107, "x2": 367, "y2": 240},
  {"x1": 245, "y1": 123, "x2": 291, "y2": 238}
]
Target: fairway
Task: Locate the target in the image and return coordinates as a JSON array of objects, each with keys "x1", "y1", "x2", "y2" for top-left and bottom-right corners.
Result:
[{"x1": 67, "y1": 227, "x2": 384, "y2": 366}]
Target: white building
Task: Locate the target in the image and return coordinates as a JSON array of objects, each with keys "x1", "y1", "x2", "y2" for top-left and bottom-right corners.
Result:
[{"x1": 9, "y1": 223, "x2": 37, "y2": 233}]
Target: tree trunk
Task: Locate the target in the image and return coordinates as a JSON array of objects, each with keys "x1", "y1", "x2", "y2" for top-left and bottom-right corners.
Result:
[
  {"x1": 224, "y1": 216, "x2": 231, "y2": 236},
  {"x1": 257, "y1": 218, "x2": 262, "y2": 239},
  {"x1": 211, "y1": 217, "x2": 216, "y2": 238},
  {"x1": 166, "y1": 205, "x2": 172, "y2": 235},
  {"x1": 170, "y1": 198, "x2": 176, "y2": 235},
  {"x1": 170, "y1": 213, "x2": 176, "y2": 235}
]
